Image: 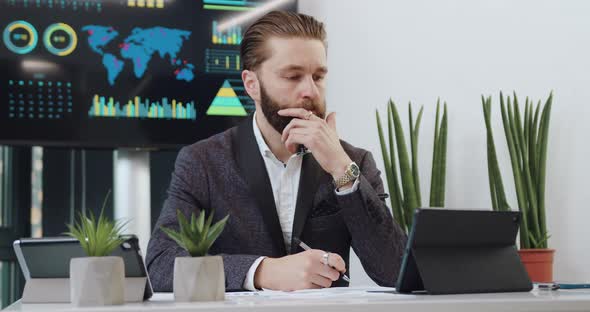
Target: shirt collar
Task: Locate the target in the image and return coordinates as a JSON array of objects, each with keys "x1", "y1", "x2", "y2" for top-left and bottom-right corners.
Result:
[{"x1": 252, "y1": 112, "x2": 273, "y2": 158}]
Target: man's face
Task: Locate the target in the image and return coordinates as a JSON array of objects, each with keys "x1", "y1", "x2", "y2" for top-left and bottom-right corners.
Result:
[{"x1": 253, "y1": 37, "x2": 328, "y2": 134}]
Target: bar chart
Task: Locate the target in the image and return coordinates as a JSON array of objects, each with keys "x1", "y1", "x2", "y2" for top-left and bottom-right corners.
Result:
[
  {"x1": 126, "y1": 0, "x2": 165, "y2": 9},
  {"x1": 205, "y1": 49, "x2": 241, "y2": 74},
  {"x1": 211, "y1": 20, "x2": 242, "y2": 45},
  {"x1": 88, "y1": 95, "x2": 196, "y2": 120}
]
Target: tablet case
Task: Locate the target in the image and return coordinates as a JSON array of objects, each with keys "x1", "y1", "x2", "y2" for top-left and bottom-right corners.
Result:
[
  {"x1": 15, "y1": 235, "x2": 152, "y2": 303},
  {"x1": 396, "y1": 208, "x2": 533, "y2": 294}
]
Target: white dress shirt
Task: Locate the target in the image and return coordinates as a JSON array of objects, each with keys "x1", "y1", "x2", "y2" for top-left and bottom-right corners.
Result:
[{"x1": 243, "y1": 113, "x2": 359, "y2": 290}]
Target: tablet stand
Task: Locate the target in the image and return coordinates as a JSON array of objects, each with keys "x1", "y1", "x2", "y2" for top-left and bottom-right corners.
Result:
[{"x1": 410, "y1": 245, "x2": 532, "y2": 294}]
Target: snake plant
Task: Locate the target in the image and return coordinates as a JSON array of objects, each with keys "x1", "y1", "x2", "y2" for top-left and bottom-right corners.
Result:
[
  {"x1": 482, "y1": 91, "x2": 553, "y2": 249},
  {"x1": 65, "y1": 190, "x2": 127, "y2": 257},
  {"x1": 376, "y1": 99, "x2": 448, "y2": 233},
  {"x1": 161, "y1": 209, "x2": 229, "y2": 257}
]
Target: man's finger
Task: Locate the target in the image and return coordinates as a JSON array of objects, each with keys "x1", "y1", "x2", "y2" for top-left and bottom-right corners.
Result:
[
  {"x1": 284, "y1": 133, "x2": 309, "y2": 154},
  {"x1": 281, "y1": 118, "x2": 312, "y2": 142},
  {"x1": 316, "y1": 263, "x2": 341, "y2": 281},
  {"x1": 278, "y1": 108, "x2": 312, "y2": 119},
  {"x1": 326, "y1": 112, "x2": 337, "y2": 132},
  {"x1": 327, "y1": 252, "x2": 346, "y2": 273},
  {"x1": 310, "y1": 274, "x2": 333, "y2": 288},
  {"x1": 285, "y1": 128, "x2": 313, "y2": 137},
  {"x1": 305, "y1": 282, "x2": 323, "y2": 290}
]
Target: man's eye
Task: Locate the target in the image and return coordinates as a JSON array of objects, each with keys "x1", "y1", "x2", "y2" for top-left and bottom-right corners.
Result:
[
  {"x1": 313, "y1": 75, "x2": 325, "y2": 81},
  {"x1": 285, "y1": 76, "x2": 301, "y2": 81}
]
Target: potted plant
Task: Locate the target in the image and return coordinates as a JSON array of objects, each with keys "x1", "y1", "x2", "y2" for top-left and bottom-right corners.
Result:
[
  {"x1": 482, "y1": 91, "x2": 554, "y2": 282},
  {"x1": 160, "y1": 209, "x2": 229, "y2": 302},
  {"x1": 66, "y1": 191, "x2": 127, "y2": 306},
  {"x1": 376, "y1": 99, "x2": 448, "y2": 233}
]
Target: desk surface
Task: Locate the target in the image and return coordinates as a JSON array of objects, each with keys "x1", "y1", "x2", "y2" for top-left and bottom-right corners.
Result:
[{"x1": 4, "y1": 287, "x2": 590, "y2": 312}]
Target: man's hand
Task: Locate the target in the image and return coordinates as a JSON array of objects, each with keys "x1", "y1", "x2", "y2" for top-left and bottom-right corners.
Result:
[
  {"x1": 279, "y1": 108, "x2": 352, "y2": 181},
  {"x1": 254, "y1": 250, "x2": 346, "y2": 291}
]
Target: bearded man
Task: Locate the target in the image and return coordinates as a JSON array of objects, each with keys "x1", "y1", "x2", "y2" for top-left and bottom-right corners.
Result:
[{"x1": 146, "y1": 11, "x2": 406, "y2": 292}]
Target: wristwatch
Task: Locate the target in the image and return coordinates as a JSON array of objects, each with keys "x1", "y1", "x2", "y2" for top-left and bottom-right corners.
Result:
[{"x1": 333, "y1": 162, "x2": 360, "y2": 189}]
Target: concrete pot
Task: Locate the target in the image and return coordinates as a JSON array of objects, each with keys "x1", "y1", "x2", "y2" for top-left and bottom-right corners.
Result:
[
  {"x1": 70, "y1": 256, "x2": 125, "y2": 306},
  {"x1": 174, "y1": 256, "x2": 225, "y2": 302},
  {"x1": 518, "y1": 249, "x2": 555, "y2": 283}
]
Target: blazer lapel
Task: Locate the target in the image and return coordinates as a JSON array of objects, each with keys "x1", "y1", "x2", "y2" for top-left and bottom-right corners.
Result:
[
  {"x1": 290, "y1": 153, "x2": 324, "y2": 254},
  {"x1": 231, "y1": 115, "x2": 287, "y2": 256}
]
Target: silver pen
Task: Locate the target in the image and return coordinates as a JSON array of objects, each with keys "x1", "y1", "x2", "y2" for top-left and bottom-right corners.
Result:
[{"x1": 295, "y1": 238, "x2": 351, "y2": 283}]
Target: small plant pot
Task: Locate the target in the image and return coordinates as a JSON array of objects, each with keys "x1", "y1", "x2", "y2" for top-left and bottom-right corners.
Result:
[
  {"x1": 174, "y1": 256, "x2": 225, "y2": 302},
  {"x1": 70, "y1": 256, "x2": 125, "y2": 306},
  {"x1": 518, "y1": 249, "x2": 555, "y2": 283}
]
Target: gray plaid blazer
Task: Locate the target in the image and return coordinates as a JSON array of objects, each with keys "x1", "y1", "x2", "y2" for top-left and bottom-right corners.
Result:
[{"x1": 146, "y1": 115, "x2": 407, "y2": 291}]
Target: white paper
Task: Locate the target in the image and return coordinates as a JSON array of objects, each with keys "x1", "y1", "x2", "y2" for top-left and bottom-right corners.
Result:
[{"x1": 229, "y1": 287, "x2": 407, "y2": 300}]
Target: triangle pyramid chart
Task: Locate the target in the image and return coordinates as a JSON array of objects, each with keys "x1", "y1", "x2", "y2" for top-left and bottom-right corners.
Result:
[{"x1": 206, "y1": 80, "x2": 248, "y2": 116}]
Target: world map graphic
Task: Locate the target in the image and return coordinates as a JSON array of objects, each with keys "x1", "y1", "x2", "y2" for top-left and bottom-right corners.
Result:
[{"x1": 82, "y1": 25, "x2": 195, "y2": 85}]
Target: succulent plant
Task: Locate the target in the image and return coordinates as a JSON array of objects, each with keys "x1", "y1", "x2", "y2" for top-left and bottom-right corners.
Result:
[
  {"x1": 161, "y1": 209, "x2": 229, "y2": 257},
  {"x1": 65, "y1": 191, "x2": 127, "y2": 257}
]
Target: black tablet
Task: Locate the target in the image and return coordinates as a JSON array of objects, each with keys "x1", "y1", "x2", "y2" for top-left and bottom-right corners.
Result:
[
  {"x1": 13, "y1": 235, "x2": 153, "y2": 299},
  {"x1": 396, "y1": 208, "x2": 532, "y2": 294}
]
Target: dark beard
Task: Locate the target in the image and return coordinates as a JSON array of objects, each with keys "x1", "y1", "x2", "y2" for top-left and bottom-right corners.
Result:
[{"x1": 259, "y1": 82, "x2": 325, "y2": 134}]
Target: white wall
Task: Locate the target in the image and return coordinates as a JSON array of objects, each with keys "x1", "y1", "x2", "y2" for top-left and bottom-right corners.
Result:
[{"x1": 299, "y1": 0, "x2": 590, "y2": 286}]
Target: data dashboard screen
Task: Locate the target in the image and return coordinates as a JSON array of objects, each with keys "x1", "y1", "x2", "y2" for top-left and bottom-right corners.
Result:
[{"x1": 0, "y1": 0, "x2": 297, "y2": 148}]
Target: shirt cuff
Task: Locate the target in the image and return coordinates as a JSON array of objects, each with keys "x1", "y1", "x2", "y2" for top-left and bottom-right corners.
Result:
[
  {"x1": 335, "y1": 178, "x2": 360, "y2": 195},
  {"x1": 243, "y1": 256, "x2": 266, "y2": 291}
]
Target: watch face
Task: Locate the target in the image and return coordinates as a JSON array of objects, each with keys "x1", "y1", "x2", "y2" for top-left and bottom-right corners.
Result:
[{"x1": 350, "y1": 163, "x2": 360, "y2": 177}]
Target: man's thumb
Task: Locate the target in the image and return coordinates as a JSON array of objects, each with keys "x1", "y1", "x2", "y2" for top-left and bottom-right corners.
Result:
[{"x1": 326, "y1": 112, "x2": 337, "y2": 131}]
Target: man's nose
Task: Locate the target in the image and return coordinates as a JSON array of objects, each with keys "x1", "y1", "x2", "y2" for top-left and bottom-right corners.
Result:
[{"x1": 300, "y1": 76, "x2": 320, "y2": 100}]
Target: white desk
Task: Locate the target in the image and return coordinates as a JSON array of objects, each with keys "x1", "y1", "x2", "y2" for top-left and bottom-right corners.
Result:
[{"x1": 3, "y1": 287, "x2": 590, "y2": 312}]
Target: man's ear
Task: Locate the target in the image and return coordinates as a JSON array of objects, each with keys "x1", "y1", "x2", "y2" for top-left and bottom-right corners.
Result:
[{"x1": 242, "y1": 70, "x2": 260, "y2": 102}]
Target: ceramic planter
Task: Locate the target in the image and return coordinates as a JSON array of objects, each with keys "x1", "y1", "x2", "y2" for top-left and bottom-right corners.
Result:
[
  {"x1": 174, "y1": 256, "x2": 225, "y2": 302},
  {"x1": 70, "y1": 256, "x2": 125, "y2": 306},
  {"x1": 518, "y1": 249, "x2": 555, "y2": 283}
]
